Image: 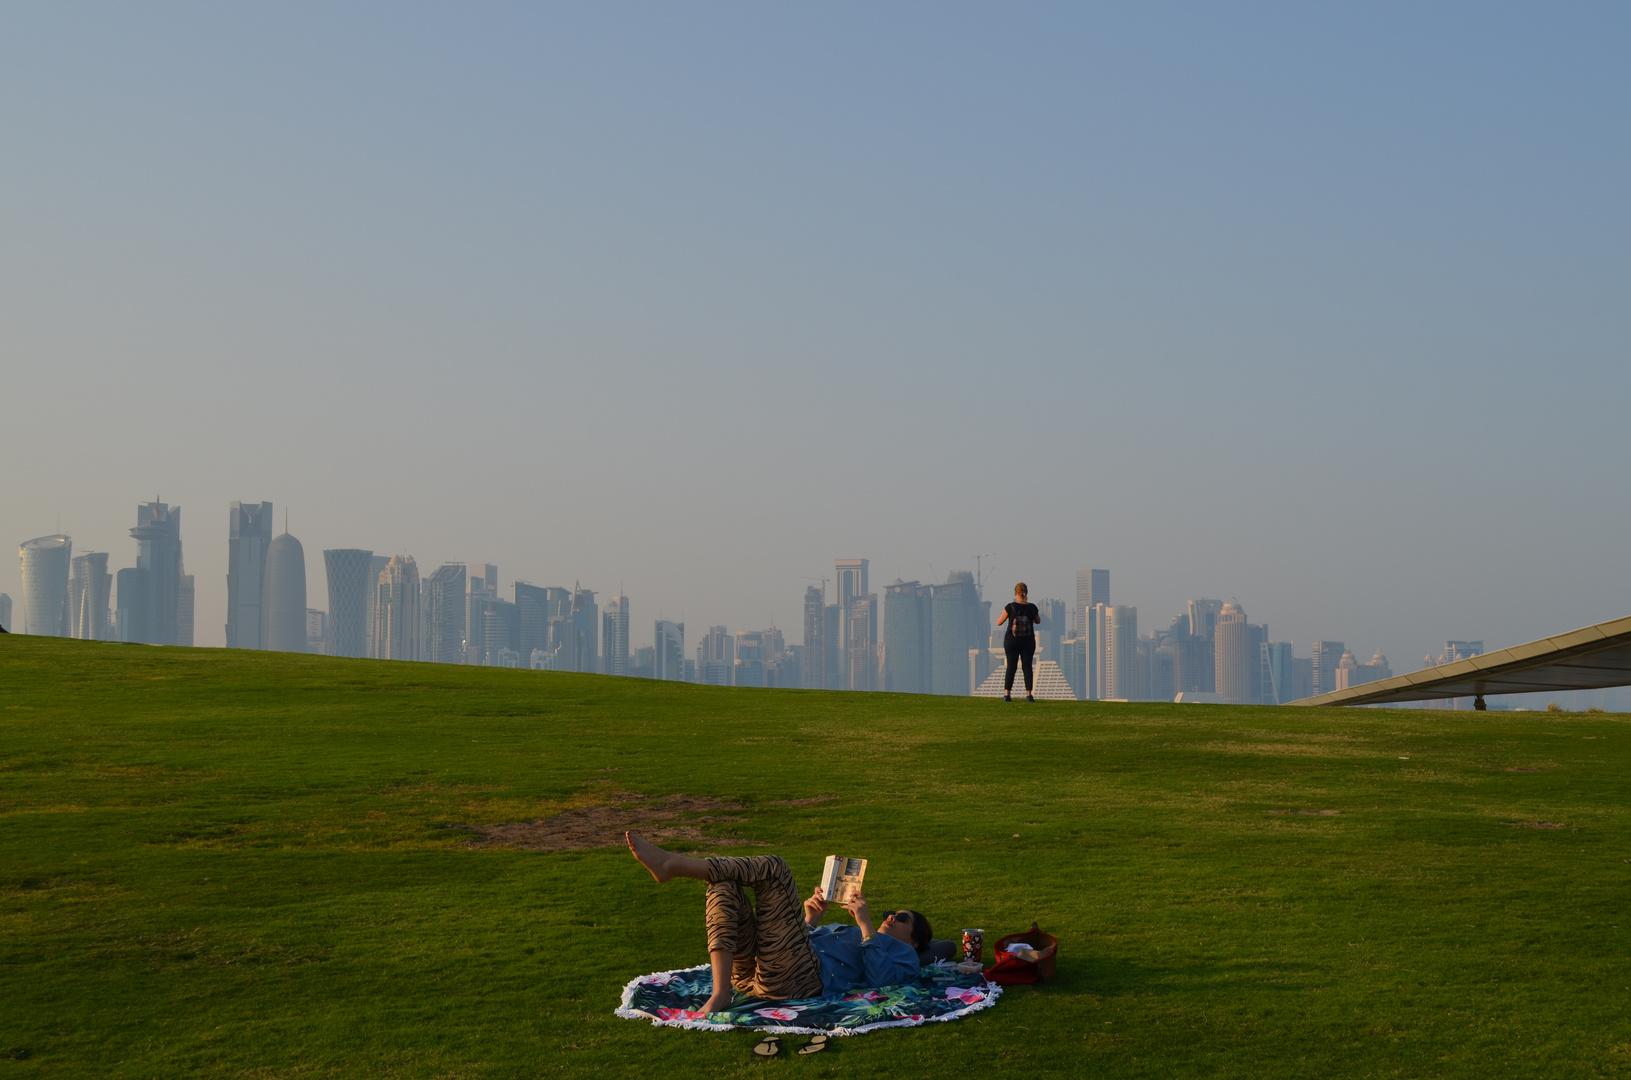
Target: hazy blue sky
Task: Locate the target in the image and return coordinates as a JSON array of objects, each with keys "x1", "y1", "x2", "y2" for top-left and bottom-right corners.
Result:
[{"x1": 5, "y1": 3, "x2": 1629, "y2": 669}]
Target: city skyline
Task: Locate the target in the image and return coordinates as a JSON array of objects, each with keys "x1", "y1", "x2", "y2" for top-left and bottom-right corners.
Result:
[{"x1": 8, "y1": 501, "x2": 1627, "y2": 710}]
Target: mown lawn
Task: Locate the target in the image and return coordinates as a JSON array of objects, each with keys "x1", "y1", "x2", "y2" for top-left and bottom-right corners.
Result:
[{"x1": 2, "y1": 635, "x2": 1628, "y2": 1078}]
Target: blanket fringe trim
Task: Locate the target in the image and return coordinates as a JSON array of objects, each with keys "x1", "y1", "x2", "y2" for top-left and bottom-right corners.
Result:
[{"x1": 614, "y1": 964, "x2": 1003, "y2": 1036}]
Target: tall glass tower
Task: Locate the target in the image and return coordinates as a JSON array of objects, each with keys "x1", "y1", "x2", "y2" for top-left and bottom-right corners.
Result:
[
  {"x1": 69, "y1": 551, "x2": 112, "y2": 640},
  {"x1": 19, "y1": 534, "x2": 72, "y2": 636},
  {"x1": 226, "y1": 502, "x2": 273, "y2": 650},
  {"x1": 323, "y1": 549, "x2": 375, "y2": 658}
]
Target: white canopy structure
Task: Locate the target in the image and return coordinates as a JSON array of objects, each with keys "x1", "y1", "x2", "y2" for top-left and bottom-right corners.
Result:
[{"x1": 1288, "y1": 614, "x2": 1631, "y2": 709}]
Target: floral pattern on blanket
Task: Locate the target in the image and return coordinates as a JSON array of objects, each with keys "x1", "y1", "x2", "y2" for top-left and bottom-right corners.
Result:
[{"x1": 617, "y1": 964, "x2": 1001, "y2": 1035}]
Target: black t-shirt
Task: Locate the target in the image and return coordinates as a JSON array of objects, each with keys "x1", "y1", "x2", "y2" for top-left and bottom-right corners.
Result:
[{"x1": 1004, "y1": 602, "x2": 1040, "y2": 641}]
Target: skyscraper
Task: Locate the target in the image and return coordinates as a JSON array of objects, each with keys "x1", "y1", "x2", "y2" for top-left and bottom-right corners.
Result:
[
  {"x1": 835, "y1": 558, "x2": 868, "y2": 685},
  {"x1": 123, "y1": 502, "x2": 184, "y2": 646},
  {"x1": 482, "y1": 598, "x2": 518, "y2": 665},
  {"x1": 322, "y1": 549, "x2": 375, "y2": 658},
  {"x1": 1074, "y1": 570, "x2": 1109, "y2": 698},
  {"x1": 883, "y1": 580, "x2": 931, "y2": 694},
  {"x1": 225, "y1": 501, "x2": 273, "y2": 650},
  {"x1": 802, "y1": 585, "x2": 826, "y2": 689},
  {"x1": 697, "y1": 625, "x2": 733, "y2": 685},
  {"x1": 847, "y1": 593, "x2": 878, "y2": 691},
  {"x1": 1037, "y1": 597, "x2": 1066, "y2": 663},
  {"x1": 1102, "y1": 605, "x2": 1139, "y2": 700},
  {"x1": 176, "y1": 565, "x2": 194, "y2": 647},
  {"x1": 1264, "y1": 641, "x2": 1294, "y2": 705},
  {"x1": 68, "y1": 551, "x2": 111, "y2": 640},
  {"x1": 262, "y1": 529, "x2": 308, "y2": 653},
  {"x1": 19, "y1": 534, "x2": 72, "y2": 636},
  {"x1": 572, "y1": 587, "x2": 599, "y2": 673},
  {"x1": 0, "y1": 593, "x2": 11, "y2": 633},
  {"x1": 513, "y1": 581, "x2": 557, "y2": 662},
  {"x1": 1214, "y1": 600, "x2": 1252, "y2": 704},
  {"x1": 655, "y1": 619, "x2": 684, "y2": 681},
  {"x1": 364, "y1": 554, "x2": 389, "y2": 657},
  {"x1": 825, "y1": 604, "x2": 840, "y2": 689},
  {"x1": 931, "y1": 572, "x2": 979, "y2": 696},
  {"x1": 373, "y1": 555, "x2": 421, "y2": 661},
  {"x1": 1246, "y1": 623, "x2": 1269, "y2": 703},
  {"x1": 603, "y1": 595, "x2": 630, "y2": 677},
  {"x1": 466, "y1": 566, "x2": 499, "y2": 664},
  {"x1": 1311, "y1": 641, "x2": 1346, "y2": 697},
  {"x1": 423, "y1": 564, "x2": 467, "y2": 664}
]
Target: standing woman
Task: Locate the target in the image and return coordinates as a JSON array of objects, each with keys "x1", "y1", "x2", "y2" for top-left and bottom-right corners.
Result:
[{"x1": 996, "y1": 582, "x2": 1041, "y2": 702}]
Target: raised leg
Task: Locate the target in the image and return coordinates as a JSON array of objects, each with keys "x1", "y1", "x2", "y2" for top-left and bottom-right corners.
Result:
[{"x1": 626, "y1": 831, "x2": 710, "y2": 882}]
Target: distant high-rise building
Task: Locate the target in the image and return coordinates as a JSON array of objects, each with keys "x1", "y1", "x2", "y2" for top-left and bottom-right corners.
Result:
[
  {"x1": 1292, "y1": 656, "x2": 1314, "y2": 700},
  {"x1": 603, "y1": 595, "x2": 630, "y2": 677},
  {"x1": 69, "y1": 551, "x2": 112, "y2": 640},
  {"x1": 19, "y1": 534, "x2": 72, "y2": 637},
  {"x1": 121, "y1": 502, "x2": 183, "y2": 646},
  {"x1": 512, "y1": 582, "x2": 557, "y2": 662},
  {"x1": 423, "y1": 564, "x2": 467, "y2": 664},
  {"x1": 322, "y1": 549, "x2": 375, "y2": 658},
  {"x1": 825, "y1": 604, "x2": 840, "y2": 689},
  {"x1": 883, "y1": 580, "x2": 931, "y2": 694},
  {"x1": 732, "y1": 627, "x2": 782, "y2": 687},
  {"x1": 835, "y1": 559, "x2": 869, "y2": 685},
  {"x1": 306, "y1": 609, "x2": 328, "y2": 654},
  {"x1": 1311, "y1": 641, "x2": 1345, "y2": 697},
  {"x1": 847, "y1": 593, "x2": 878, "y2": 692},
  {"x1": 1074, "y1": 571, "x2": 1109, "y2": 698},
  {"x1": 1214, "y1": 601, "x2": 1252, "y2": 704},
  {"x1": 1102, "y1": 605, "x2": 1138, "y2": 700},
  {"x1": 0, "y1": 593, "x2": 11, "y2": 633},
  {"x1": 697, "y1": 625, "x2": 733, "y2": 685},
  {"x1": 572, "y1": 587, "x2": 599, "y2": 673},
  {"x1": 373, "y1": 555, "x2": 421, "y2": 661},
  {"x1": 1037, "y1": 597, "x2": 1066, "y2": 663},
  {"x1": 1188, "y1": 599, "x2": 1223, "y2": 642},
  {"x1": 1246, "y1": 623, "x2": 1269, "y2": 703},
  {"x1": 1335, "y1": 650, "x2": 1393, "y2": 691},
  {"x1": 262, "y1": 530, "x2": 307, "y2": 653},
  {"x1": 1441, "y1": 641, "x2": 1484, "y2": 664},
  {"x1": 802, "y1": 586, "x2": 826, "y2": 690},
  {"x1": 655, "y1": 619, "x2": 684, "y2": 681},
  {"x1": 1264, "y1": 641, "x2": 1294, "y2": 704},
  {"x1": 225, "y1": 502, "x2": 273, "y2": 650},
  {"x1": 176, "y1": 567, "x2": 194, "y2": 647},
  {"x1": 364, "y1": 555, "x2": 389, "y2": 657},
  {"x1": 482, "y1": 598, "x2": 518, "y2": 665},
  {"x1": 930, "y1": 572, "x2": 979, "y2": 696},
  {"x1": 465, "y1": 569, "x2": 498, "y2": 664}
]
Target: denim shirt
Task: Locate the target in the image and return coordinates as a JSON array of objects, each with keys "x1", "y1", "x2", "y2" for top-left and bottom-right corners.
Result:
[{"x1": 808, "y1": 924, "x2": 921, "y2": 996}]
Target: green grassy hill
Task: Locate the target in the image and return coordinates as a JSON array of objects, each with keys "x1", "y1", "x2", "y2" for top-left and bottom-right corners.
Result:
[{"x1": 2, "y1": 636, "x2": 1628, "y2": 1078}]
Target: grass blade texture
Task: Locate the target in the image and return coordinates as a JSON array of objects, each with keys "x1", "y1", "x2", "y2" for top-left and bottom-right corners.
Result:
[{"x1": 2, "y1": 636, "x2": 1628, "y2": 1078}]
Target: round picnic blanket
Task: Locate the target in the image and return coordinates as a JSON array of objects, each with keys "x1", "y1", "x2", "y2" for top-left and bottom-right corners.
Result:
[{"x1": 616, "y1": 963, "x2": 1002, "y2": 1035}]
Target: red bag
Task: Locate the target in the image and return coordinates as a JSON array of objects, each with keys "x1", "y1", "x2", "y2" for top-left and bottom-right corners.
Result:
[{"x1": 983, "y1": 922, "x2": 1058, "y2": 985}]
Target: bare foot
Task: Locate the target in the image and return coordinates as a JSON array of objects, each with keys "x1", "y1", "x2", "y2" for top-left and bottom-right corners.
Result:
[{"x1": 626, "y1": 831, "x2": 674, "y2": 882}]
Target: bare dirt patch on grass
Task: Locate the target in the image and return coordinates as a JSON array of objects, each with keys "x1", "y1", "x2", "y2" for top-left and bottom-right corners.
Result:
[{"x1": 448, "y1": 792, "x2": 766, "y2": 852}]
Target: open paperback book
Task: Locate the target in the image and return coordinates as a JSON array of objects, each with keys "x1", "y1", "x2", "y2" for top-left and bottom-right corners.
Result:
[{"x1": 819, "y1": 856, "x2": 867, "y2": 905}]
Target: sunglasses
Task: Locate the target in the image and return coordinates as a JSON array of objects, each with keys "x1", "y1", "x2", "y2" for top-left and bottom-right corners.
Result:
[{"x1": 882, "y1": 911, "x2": 912, "y2": 924}]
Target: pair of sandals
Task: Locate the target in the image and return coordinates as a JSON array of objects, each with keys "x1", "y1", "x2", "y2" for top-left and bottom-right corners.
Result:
[{"x1": 752, "y1": 1034, "x2": 828, "y2": 1057}]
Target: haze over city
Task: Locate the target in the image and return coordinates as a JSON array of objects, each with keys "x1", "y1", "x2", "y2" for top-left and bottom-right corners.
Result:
[{"x1": 6, "y1": 4, "x2": 1629, "y2": 686}]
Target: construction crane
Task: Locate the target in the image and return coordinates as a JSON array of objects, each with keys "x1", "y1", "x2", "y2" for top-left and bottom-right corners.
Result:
[{"x1": 972, "y1": 554, "x2": 996, "y2": 599}]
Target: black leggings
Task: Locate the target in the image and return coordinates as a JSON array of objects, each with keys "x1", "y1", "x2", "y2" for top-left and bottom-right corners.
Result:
[{"x1": 1004, "y1": 636, "x2": 1035, "y2": 694}]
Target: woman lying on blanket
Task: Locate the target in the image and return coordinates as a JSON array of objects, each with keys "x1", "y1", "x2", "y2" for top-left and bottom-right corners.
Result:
[{"x1": 627, "y1": 832, "x2": 933, "y2": 1015}]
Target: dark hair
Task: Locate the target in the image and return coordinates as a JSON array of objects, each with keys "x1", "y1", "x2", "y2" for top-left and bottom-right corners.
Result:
[{"x1": 908, "y1": 910, "x2": 933, "y2": 950}]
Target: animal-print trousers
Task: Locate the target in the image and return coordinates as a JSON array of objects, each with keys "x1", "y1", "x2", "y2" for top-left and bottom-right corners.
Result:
[{"x1": 704, "y1": 855, "x2": 824, "y2": 1000}]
